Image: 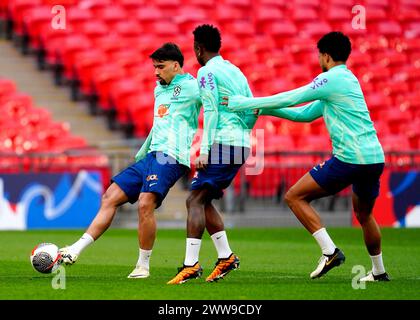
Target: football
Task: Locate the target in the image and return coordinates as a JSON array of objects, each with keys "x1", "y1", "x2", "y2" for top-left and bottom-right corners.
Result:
[{"x1": 30, "y1": 243, "x2": 61, "y2": 274}]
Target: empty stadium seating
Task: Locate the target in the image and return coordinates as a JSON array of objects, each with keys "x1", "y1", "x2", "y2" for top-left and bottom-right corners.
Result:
[
  {"x1": 0, "y1": 78, "x2": 110, "y2": 177},
  {"x1": 2, "y1": 0, "x2": 419, "y2": 198}
]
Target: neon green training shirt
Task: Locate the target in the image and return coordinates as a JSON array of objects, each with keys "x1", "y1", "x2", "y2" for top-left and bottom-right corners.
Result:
[
  {"x1": 228, "y1": 65, "x2": 385, "y2": 165},
  {"x1": 135, "y1": 73, "x2": 201, "y2": 167}
]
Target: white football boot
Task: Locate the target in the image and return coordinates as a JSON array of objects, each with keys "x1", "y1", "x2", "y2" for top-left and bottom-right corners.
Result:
[
  {"x1": 127, "y1": 266, "x2": 150, "y2": 279},
  {"x1": 359, "y1": 270, "x2": 390, "y2": 282},
  {"x1": 310, "y1": 248, "x2": 345, "y2": 279},
  {"x1": 59, "y1": 247, "x2": 78, "y2": 265}
]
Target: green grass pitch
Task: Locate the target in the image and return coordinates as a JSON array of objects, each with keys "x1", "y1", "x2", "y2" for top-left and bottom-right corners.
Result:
[{"x1": 0, "y1": 228, "x2": 419, "y2": 300}]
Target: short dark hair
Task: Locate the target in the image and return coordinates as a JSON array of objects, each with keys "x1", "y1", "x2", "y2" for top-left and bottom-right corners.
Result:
[
  {"x1": 193, "y1": 24, "x2": 222, "y2": 53},
  {"x1": 317, "y1": 31, "x2": 352, "y2": 62},
  {"x1": 150, "y1": 43, "x2": 184, "y2": 67}
]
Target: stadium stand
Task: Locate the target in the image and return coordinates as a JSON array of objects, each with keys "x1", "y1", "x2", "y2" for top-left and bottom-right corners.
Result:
[
  {"x1": 1, "y1": 0, "x2": 418, "y2": 202},
  {"x1": 0, "y1": 77, "x2": 110, "y2": 185}
]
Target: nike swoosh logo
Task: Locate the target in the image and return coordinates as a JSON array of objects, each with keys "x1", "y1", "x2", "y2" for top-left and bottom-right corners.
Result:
[
  {"x1": 191, "y1": 181, "x2": 197, "y2": 184},
  {"x1": 191, "y1": 243, "x2": 199, "y2": 246},
  {"x1": 149, "y1": 183, "x2": 157, "y2": 187},
  {"x1": 216, "y1": 236, "x2": 223, "y2": 240},
  {"x1": 325, "y1": 253, "x2": 338, "y2": 266}
]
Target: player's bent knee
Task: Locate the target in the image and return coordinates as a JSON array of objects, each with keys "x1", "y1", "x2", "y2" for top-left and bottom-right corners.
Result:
[
  {"x1": 138, "y1": 193, "x2": 157, "y2": 213},
  {"x1": 101, "y1": 190, "x2": 120, "y2": 208},
  {"x1": 186, "y1": 193, "x2": 205, "y2": 209},
  {"x1": 284, "y1": 190, "x2": 297, "y2": 206}
]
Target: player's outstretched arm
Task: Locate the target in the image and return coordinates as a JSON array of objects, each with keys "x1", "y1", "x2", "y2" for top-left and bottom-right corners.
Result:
[
  {"x1": 223, "y1": 73, "x2": 332, "y2": 112},
  {"x1": 134, "y1": 129, "x2": 153, "y2": 162},
  {"x1": 261, "y1": 101, "x2": 324, "y2": 123}
]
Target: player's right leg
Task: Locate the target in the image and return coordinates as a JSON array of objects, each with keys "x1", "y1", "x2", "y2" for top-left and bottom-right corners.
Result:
[
  {"x1": 61, "y1": 159, "x2": 146, "y2": 266},
  {"x1": 59, "y1": 183, "x2": 129, "y2": 265},
  {"x1": 284, "y1": 158, "x2": 348, "y2": 279}
]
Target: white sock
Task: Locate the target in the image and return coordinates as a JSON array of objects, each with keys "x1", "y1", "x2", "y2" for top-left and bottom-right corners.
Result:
[
  {"x1": 312, "y1": 228, "x2": 336, "y2": 255},
  {"x1": 211, "y1": 231, "x2": 232, "y2": 259},
  {"x1": 370, "y1": 252, "x2": 386, "y2": 275},
  {"x1": 184, "y1": 238, "x2": 201, "y2": 266},
  {"x1": 70, "y1": 233, "x2": 94, "y2": 256},
  {"x1": 137, "y1": 248, "x2": 152, "y2": 270}
]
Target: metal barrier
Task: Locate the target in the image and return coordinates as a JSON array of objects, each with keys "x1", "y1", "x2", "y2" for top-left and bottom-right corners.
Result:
[
  {"x1": 229, "y1": 150, "x2": 420, "y2": 216},
  {"x1": 1, "y1": 148, "x2": 419, "y2": 220}
]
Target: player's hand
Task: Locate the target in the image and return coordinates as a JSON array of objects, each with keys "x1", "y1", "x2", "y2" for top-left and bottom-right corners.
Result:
[
  {"x1": 221, "y1": 96, "x2": 229, "y2": 107},
  {"x1": 195, "y1": 153, "x2": 208, "y2": 170}
]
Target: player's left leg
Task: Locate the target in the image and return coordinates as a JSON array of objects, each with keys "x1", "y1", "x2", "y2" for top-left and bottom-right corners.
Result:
[
  {"x1": 351, "y1": 162, "x2": 390, "y2": 282},
  {"x1": 128, "y1": 192, "x2": 158, "y2": 279},
  {"x1": 204, "y1": 202, "x2": 240, "y2": 282},
  {"x1": 167, "y1": 189, "x2": 209, "y2": 284}
]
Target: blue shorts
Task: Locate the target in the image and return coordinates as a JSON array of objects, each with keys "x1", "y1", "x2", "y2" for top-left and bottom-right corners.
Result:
[
  {"x1": 309, "y1": 156, "x2": 384, "y2": 200},
  {"x1": 112, "y1": 152, "x2": 188, "y2": 208},
  {"x1": 191, "y1": 144, "x2": 250, "y2": 199}
]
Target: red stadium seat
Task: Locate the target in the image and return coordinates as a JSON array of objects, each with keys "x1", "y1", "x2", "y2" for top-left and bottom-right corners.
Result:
[
  {"x1": 375, "y1": 50, "x2": 408, "y2": 73},
  {"x1": 0, "y1": 79, "x2": 17, "y2": 98},
  {"x1": 396, "y1": 92, "x2": 420, "y2": 118},
  {"x1": 66, "y1": 7, "x2": 93, "y2": 32},
  {"x1": 77, "y1": 0, "x2": 112, "y2": 15},
  {"x1": 405, "y1": 22, "x2": 420, "y2": 38},
  {"x1": 109, "y1": 78, "x2": 143, "y2": 124},
  {"x1": 98, "y1": 5, "x2": 128, "y2": 28},
  {"x1": 393, "y1": 65, "x2": 420, "y2": 91},
  {"x1": 56, "y1": 34, "x2": 92, "y2": 80},
  {"x1": 356, "y1": 35, "x2": 389, "y2": 54},
  {"x1": 346, "y1": 49, "x2": 373, "y2": 72},
  {"x1": 264, "y1": 51, "x2": 294, "y2": 74},
  {"x1": 291, "y1": 6, "x2": 318, "y2": 27},
  {"x1": 174, "y1": 7, "x2": 208, "y2": 34},
  {"x1": 297, "y1": 134, "x2": 332, "y2": 151},
  {"x1": 372, "y1": 120, "x2": 391, "y2": 137},
  {"x1": 91, "y1": 64, "x2": 127, "y2": 111},
  {"x1": 286, "y1": 38, "x2": 318, "y2": 64},
  {"x1": 7, "y1": 0, "x2": 42, "y2": 36},
  {"x1": 79, "y1": 20, "x2": 109, "y2": 40},
  {"x1": 286, "y1": 64, "x2": 313, "y2": 87},
  {"x1": 265, "y1": 20, "x2": 298, "y2": 47},
  {"x1": 365, "y1": 92, "x2": 393, "y2": 120},
  {"x1": 118, "y1": 0, "x2": 146, "y2": 13},
  {"x1": 380, "y1": 81, "x2": 410, "y2": 101},
  {"x1": 324, "y1": 6, "x2": 350, "y2": 29},
  {"x1": 379, "y1": 109, "x2": 412, "y2": 134},
  {"x1": 360, "y1": 66, "x2": 391, "y2": 85},
  {"x1": 22, "y1": 6, "x2": 52, "y2": 49},
  {"x1": 395, "y1": 38, "x2": 420, "y2": 65},
  {"x1": 0, "y1": 93, "x2": 33, "y2": 118},
  {"x1": 310, "y1": 118, "x2": 328, "y2": 136},
  {"x1": 253, "y1": 6, "x2": 284, "y2": 34},
  {"x1": 299, "y1": 21, "x2": 332, "y2": 40},
  {"x1": 375, "y1": 21, "x2": 403, "y2": 38},
  {"x1": 72, "y1": 49, "x2": 108, "y2": 95},
  {"x1": 405, "y1": 118, "x2": 420, "y2": 150},
  {"x1": 380, "y1": 134, "x2": 411, "y2": 152}
]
